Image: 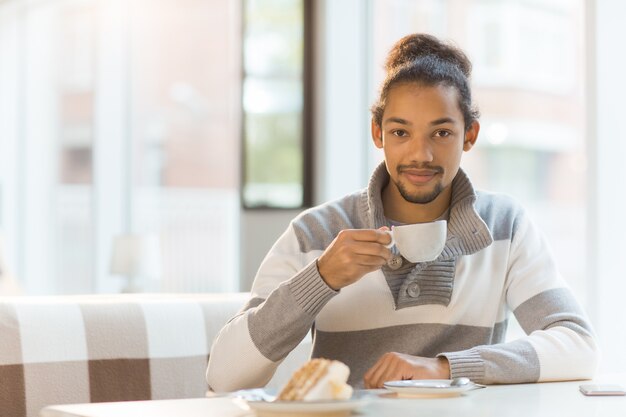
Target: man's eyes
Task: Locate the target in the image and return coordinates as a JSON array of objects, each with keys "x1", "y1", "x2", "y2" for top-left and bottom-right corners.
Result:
[
  {"x1": 389, "y1": 129, "x2": 453, "y2": 138},
  {"x1": 434, "y1": 130, "x2": 453, "y2": 138},
  {"x1": 391, "y1": 129, "x2": 409, "y2": 137}
]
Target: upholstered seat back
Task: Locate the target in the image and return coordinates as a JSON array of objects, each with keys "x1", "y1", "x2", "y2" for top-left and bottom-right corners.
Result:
[{"x1": 0, "y1": 293, "x2": 309, "y2": 417}]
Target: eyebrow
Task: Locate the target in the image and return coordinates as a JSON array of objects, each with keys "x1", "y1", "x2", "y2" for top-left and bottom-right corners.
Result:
[
  {"x1": 383, "y1": 117, "x2": 411, "y2": 126},
  {"x1": 430, "y1": 117, "x2": 455, "y2": 126},
  {"x1": 383, "y1": 116, "x2": 456, "y2": 126}
]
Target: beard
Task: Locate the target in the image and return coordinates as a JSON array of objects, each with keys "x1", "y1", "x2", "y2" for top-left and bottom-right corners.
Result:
[
  {"x1": 395, "y1": 179, "x2": 444, "y2": 204},
  {"x1": 393, "y1": 163, "x2": 445, "y2": 204}
]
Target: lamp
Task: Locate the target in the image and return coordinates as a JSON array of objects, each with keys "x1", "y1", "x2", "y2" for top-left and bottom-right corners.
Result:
[{"x1": 110, "y1": 234, "x2": 161, "y2": 293}]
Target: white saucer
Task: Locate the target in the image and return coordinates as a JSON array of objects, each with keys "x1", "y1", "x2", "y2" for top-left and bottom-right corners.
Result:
[
  {"x1": 383, "y1": 379, "x2": 482, "y2": 397},
  {"x1": 234, "y1": 389, "x2": 371, "y2": 416}
]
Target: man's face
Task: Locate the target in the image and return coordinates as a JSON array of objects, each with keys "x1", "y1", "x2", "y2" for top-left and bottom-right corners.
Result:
[{"x1": 372, "y1": 83, "x2": 478, "y2": 205}]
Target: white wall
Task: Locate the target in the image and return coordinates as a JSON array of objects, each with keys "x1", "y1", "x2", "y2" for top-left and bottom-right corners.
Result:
[
  {"x1": 239, "y1": 210, "x2": 299, "y2": 291},
  {"x1": 587, "y1": 0, "x2": 626, "y2": 374}
]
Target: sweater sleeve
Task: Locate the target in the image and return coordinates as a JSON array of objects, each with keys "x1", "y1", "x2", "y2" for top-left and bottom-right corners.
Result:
[
  {"x1": 440, "y1": 212, "x2": 600, "y2": 384},
  {"x1": 206, "y1": 223, "x2": 338, "y2": 392}
]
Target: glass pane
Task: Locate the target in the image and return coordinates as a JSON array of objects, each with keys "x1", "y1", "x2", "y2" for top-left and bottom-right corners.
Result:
[
  {"x1": 370, "y1": 0, "x2": 587, "y2": 301},
  {"x1": 244, "y1": 0, "x2": 303, "y2": 76},
  {"x1": 242, "y1": 0, "x2": 305, "y2": 208},
  {"x1": 130, "y1": 0, "x2": 239, "y2": 292},
  {"x1": 57, "y1": 2, "x2": 96, "y2": 294},
  {"x1": 243, "y1": 77, "x2": 303, "y2": 207},
  {"x1": 18, "y1": 0, "x2": 97, "y2": 294},
  {"x1": 243, "y1": 77, "x2": 303, "y2": 114},
  {"x1": 58, "y1": 5, "x2": 94, "y2": 186},
  {"x1": 244, "y1": 111, "x2": 303, "y2": 208}
]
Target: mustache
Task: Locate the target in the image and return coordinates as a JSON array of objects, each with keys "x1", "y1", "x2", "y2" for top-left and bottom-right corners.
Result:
[{"x1": 396, "y1": 163, "x2": 444, "y2": 174}]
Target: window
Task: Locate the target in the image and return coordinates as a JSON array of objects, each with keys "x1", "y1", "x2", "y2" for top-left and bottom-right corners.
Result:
[
  {"x1": 128, "y1": 0, "x2": 240, "y2": 292},
  {"x1": 241, "y1": 0, "x2": 311, "y2": 208},
  {"x1": 0, "y1": 0, "x2": 243, "y2": 294},
  {"x1": 0, "y1": 0, "x2": 98, "y2": 294}
]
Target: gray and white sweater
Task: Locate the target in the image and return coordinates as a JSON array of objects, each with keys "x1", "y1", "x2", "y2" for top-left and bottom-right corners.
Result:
[{"x1": 207, "y1": 163, "x2": 599, "y2": 391}]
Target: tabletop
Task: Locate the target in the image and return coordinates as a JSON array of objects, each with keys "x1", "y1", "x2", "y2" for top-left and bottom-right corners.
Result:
[{"x1": 40, "y1": 375, "x2": 626, "y2": 417}]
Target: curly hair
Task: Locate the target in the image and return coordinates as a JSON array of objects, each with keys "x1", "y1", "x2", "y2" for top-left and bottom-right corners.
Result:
[{"x1": 371, "y1": 33, "x2": 480, "y2": 130}]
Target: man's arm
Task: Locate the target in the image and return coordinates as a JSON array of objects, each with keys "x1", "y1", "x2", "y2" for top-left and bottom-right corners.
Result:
[
  {"x1": 440, "y1": 213, "x2": 599, "y2": 384},
  {"x1": 206, "y1": 225, "x2": 334, "y2": 392},
  {"x1": 206, "y1": 225, "x2": 391, "y2": 392},
  {"x1": 363, "y1": 212, "x2": 599, "y2": 387}
]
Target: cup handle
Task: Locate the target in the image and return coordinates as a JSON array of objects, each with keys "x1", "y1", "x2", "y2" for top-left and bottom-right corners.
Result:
[{"x1": 383, "y1": 230, "x2": 395, "y2": 249}]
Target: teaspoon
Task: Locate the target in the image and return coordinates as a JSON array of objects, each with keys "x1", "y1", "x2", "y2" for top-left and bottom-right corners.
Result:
[{"x1": 450, "y1": 377, "x2": 471, "y2": 387}]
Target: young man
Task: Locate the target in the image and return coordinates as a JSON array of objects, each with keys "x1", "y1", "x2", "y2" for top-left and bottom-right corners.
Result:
[{"x1": 207, "y1": 33, "x2": 599, "y2": 391}]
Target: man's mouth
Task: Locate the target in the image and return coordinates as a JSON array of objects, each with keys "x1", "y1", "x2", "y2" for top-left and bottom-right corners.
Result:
[{"x1": 399, "y1": 167, "x2": 442, "y2": 185}]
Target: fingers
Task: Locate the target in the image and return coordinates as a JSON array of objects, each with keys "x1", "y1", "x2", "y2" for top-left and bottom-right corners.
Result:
[
  {"x1": 330, "y1": 238, "x2": 391, "y2": 263},
  {"x1": 352, "y1": 242, "x2": 392, "y2": 261},
  {"x1": 338, "y1": 230, "x2": 392, "y2": 258},
  {"x1": 363, "y1": 354, "x2": 451, "y2": 388},
  {"x1": 347, "y1": 229, "x2": 385, "y2": 241},
  {"x1": 317, "y1": 253, "x2": 380, "y2": 290},
  {"x1": 343, "y1": 229, "x2": 393, "y2": 246},
  {"x1": 317, "y1": 229, "x2": 393, "y2": 290},
  {"x1": 363, "y1": 360, "x2": 385, "y2": 389},
  {"x1": 364, "y1": 353, "x2": 402, "y2": 389}
]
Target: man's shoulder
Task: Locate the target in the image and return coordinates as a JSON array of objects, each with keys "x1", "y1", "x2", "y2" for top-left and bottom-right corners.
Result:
[
  {"x1": 474, "y1": 190, "x2": 527, "y2": 242},
  {"x1": 474, "y1": 189, "x2": 525, "y2": 212}
]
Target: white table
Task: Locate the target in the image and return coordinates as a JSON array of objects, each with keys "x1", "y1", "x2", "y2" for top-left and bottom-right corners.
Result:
[{"x1": 40, "y1": 376, "x2": 626, "y2": 417}]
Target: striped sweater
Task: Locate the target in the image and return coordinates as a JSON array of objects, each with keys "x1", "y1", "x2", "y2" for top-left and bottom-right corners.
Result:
[{"x1": 207, "y1": 163, "x2": 599, "y2": 391}]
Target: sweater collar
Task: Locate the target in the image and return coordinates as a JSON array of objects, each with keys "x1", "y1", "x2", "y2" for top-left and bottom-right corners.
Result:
[{"x1": 363, "y1": 162, "x2": 493, "y2": 258}]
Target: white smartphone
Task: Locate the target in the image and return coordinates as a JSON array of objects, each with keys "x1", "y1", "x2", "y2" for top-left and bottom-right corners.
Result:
[{"x1": 579, "y1": 384, "x2": 626, "y2": 396}]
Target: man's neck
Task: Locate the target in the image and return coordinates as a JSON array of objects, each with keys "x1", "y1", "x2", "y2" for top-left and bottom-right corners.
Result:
[{"x1": 382, "y1": 182, "x2": 452, "y2": 224}]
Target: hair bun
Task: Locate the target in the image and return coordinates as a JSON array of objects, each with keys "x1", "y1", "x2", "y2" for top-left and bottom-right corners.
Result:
[{"x1": 384, "y1": 33, "x2": 472, "y2": 78}]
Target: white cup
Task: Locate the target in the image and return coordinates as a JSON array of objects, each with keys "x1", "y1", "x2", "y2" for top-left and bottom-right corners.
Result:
[{"x1": 383, "y1": 220, "x2": 447, "y2": 263}]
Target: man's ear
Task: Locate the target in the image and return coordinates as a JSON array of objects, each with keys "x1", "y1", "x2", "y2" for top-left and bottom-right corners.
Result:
[
  {"x1": 372, "y1": 119, "x2": 383, "y2": 149},
  {"x1": 463, "y1": 121, "x2": 480, "y2": 152}
]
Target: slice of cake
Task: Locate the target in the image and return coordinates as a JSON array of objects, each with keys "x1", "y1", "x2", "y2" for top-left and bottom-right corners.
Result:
[{"x1": 276, "y1": 358, "x2": 353, "y2": 401}]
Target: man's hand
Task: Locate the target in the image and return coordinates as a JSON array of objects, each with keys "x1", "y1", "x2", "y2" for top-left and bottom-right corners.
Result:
[
  {"x1": 317, "y1": 229, "x2": 392, "y2": 290},
  {"x1": 363, "y1": 352, "x2": 451, "y2": 389}
]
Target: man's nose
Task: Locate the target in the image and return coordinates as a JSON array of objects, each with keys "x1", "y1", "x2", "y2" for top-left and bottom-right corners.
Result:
[{"x1": 407, "y1": 137, "x2": 434, "y2": 161}]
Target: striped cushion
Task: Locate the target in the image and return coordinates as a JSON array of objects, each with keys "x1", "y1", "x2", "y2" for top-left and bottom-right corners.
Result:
[{"x1": 0, "y1": 293, "x2": 249, "y2": 417}]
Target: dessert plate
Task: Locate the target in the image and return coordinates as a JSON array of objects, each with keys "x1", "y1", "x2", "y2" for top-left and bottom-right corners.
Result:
[
  {"x1": 234, "y1": 389, "x2": 372, "y2": 416},
  {"x1": 383, "y1": 379, "x2": 483, "y2": 397}
]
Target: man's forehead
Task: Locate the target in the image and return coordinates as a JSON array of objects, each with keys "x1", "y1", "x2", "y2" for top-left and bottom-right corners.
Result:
[{"x1": 383, "y1": 84, "x2": 463, "y2": 125}]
